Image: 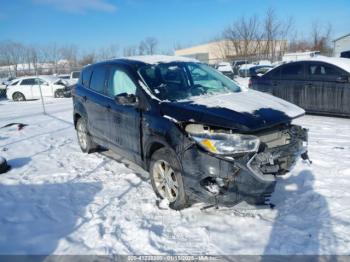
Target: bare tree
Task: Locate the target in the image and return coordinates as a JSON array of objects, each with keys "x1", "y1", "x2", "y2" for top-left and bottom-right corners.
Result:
[
  {"x1": 139, "y1": 37, "x2": 158, "y2": 55},
  {"x1": 97, "y1": 44, "x2": 119, "y2": 61},
  {"x1": 61, "y1": 44, "x2": 79, "y2": 69},
  {"x1": 262, "y1": 8, "x2": 293, "y2": 61},
  {"x1": 23, "y1": 45, "x2": 41, "y2": 74},
  {"x1": 222, "y1": 14, "x2": 262, "y2": 59},
  {"x1": 41, "y1": 43, "x2": 62, "y2": 74},
  {"x1": 123, "y1": 45, "x2": 138, "y2": 57},
  {"x1": 311, "y1": 21, "x2": 333, "y2": 55},
  {"x1": 0, "y1": 41, "x2": 26, "y2": 76},
  {"x1": 79, "y1": 51, "x2": 96, "y2": 66}
]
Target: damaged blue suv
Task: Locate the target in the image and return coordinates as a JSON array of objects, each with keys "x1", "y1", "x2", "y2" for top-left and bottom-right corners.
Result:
[{"x1": 73, "y1": 55, "x2": 308, "y2": 210}]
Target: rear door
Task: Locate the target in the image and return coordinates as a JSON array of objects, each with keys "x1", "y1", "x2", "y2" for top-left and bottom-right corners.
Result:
[
  {"x1": 254, "y1": 67, "x2": 281, "y2": 94},
  {"x1": 305, "y1": 62, "x2": 348, "y2": 114},
  {"x1": 19, "y1": 78, "x2": 36, "y2": 99},
  {"x1": 85, "y1": 65, "x2": 110, "y2": 142},
  {"x1": 274, "y1": 62, "x2": 305, "y2": 107},
  {"x1": 104, "y1": 64, "x2": 141, "y2": 162}
]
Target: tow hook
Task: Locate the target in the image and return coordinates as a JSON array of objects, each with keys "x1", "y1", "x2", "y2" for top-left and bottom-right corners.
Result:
[{"x1": 301, "y1": 151, "x2": 312, "y2": 164}]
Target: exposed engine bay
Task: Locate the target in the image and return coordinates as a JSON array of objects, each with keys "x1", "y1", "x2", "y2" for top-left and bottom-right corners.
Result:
[{"x1": 182, "y1": 123, "x2": 308, "y2": 207}]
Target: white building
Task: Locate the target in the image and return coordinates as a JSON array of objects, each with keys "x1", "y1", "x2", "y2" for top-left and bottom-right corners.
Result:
[
  {"x1": 175, "y1": 39, "x2": 288, "y2": 64},
  {"x1": 333, "y1": 33, "x2": 350, "y2": 58}
]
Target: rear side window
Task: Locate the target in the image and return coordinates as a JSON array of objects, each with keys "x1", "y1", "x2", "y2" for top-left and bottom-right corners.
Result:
[
  {"x1": 81, "y1": 67, "x2": 92, "y2": 87},
  {"x1": 90, "y1": 66, "x2": 107, "y2": 93},
  {"x1": 280, "y1": 63, "x2": 304, "y2": 79},
  {"x1": 20, "y1": 79, "x2": 36, "y2": 85}
]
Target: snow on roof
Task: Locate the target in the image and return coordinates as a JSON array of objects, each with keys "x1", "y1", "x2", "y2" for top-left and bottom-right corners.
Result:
[
  {"x1": 124, "y1": 55, "x2": 199, "y2": 64},
  {"x1": 39, "y1": 75, "x2": 61, "y2": 83},
  {"x1": 302, "y1": 55, "x2": 350, "y2": 73}
]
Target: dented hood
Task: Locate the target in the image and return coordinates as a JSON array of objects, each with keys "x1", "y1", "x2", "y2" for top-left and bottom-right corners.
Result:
[{"x1": 160, "y1": 90, "x2": 305, "y2": 132}]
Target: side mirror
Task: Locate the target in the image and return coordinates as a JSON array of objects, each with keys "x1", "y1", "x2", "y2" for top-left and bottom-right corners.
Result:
[
  {"x1": 115, "y1": 93, "x2": 138, "y2": 105},
  {"x1": 336, "y1": 75, "x2": 350, "y2": 83}
]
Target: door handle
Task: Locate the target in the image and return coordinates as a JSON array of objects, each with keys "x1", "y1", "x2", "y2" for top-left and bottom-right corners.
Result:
[
  {"x1": 82, "y1": 96, "x2": 87, "y2": 102},
  {"x1": 305, "y1": 83, "x2": 313, "y2": 88},
  {"x1": 272, "y1": 81, "x2": 278, "y2": 86},
  {"x1": 105, "y1": 105, "x2": 111, "y2": 111}
]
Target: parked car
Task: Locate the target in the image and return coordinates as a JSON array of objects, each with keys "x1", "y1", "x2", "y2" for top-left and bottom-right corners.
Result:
[
  {"x1": 341, "y1": 51, "x2": 350, "y2": 59},
  {"x1": 67, "y1": 71, "x2": 81, "y2": 85},
  {"x1": 0, "y1": 77, "x2": 15, "y2": 94},
  {"x1": 216, "y1": 62, "x2": 234, "y2": 79},
  {"x1": 239, "y1": 65, "x2": 273, "y2": 77},
  {"x1": 6, "y1": 76, "x2": 70, "y2": 101},
  {"x1": 237, "y1": 63, "x2": 256, "y2": 77},
  {"x1": 73, "y1": 55, "x2": 308, "y2": 210},
  {"x1": 232, "y1": 60, "x2": 248, "y2": 75},
  {"x1": 57, "y1": 74, "x2": 70, "y2": 80},
  {"x1": 250, "y1": 56, "x2": 350, "y2": 117}
]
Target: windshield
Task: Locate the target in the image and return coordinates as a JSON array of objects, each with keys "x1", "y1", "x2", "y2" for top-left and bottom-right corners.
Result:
[{"x1": 138, "y1": 62, "x2": 241, "y2": 101}]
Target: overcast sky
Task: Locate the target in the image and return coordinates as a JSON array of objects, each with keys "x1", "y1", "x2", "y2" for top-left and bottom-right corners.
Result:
[{"x1": 1, "y1": 0, "x2": 349, "y2": 53}]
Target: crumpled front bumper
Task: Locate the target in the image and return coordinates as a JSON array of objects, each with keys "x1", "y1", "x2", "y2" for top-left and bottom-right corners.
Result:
[{"x1": 181, "y1": 125, "x2": 308, "y2": 207}]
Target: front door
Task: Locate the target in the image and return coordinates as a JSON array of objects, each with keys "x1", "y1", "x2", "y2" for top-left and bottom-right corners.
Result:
[
  {"x1": 305, "y1": 62, "x2": 347, "y2": 114},
  {"x1": 105, "y1": 65, "x2": 141, "y2": 163},
  {"x1": 35, "y1": 78, "x2": 53, "y2": 97}
]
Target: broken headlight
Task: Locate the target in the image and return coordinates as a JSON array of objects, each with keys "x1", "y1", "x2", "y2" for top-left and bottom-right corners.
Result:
[{"x1": 185, "y1": 124, "x2": 260, "y2": 155}]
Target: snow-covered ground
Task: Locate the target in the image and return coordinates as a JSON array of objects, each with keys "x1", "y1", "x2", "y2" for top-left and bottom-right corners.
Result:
[
  {"x1": 234, "y1": 76, "x2": 250, "y2": 90},
  {"x1": 0, "y1": 96, "x2": 350, "y2": 255}
]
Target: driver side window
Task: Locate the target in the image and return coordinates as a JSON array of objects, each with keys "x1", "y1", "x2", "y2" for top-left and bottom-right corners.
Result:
[{"x1": 107, "y1": 68, "x2": 137, "y2": 97}]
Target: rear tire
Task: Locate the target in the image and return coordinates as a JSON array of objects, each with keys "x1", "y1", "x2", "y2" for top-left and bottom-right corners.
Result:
[
  {"x1": 150, "y1": 147, "x2": 188, "y2": 210},
  {"x1": 12, "y1": 92, "x2": 26, "y2": 102},
  {"x1": 76, "y1": 118, "x2": 97, "y2": 153}
]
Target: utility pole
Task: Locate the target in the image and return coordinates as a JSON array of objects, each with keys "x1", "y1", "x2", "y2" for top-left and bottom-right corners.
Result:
[{"x1": 36, "y1": 70, "x2": 46, "y2": 115}]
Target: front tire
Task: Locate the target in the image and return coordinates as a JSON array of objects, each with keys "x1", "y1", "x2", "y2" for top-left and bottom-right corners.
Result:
[
  {"x1": 76, "y1": 118, "x2": 97, "y2": 153},
  {"x1": 150, "y1": 147, "x2": 188, "y2": 210},
  {"x1": 12, "y1": 92, "x2": 26, "y2": 102},
  {"x1": 54, "y1": 90, "x2": 64, "y2": 98}
]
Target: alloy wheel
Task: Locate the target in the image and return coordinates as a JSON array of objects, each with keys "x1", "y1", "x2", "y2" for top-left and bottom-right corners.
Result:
[
  {"x1": 77, "y1": 120, "x2": 88, "y2": 150},
  {"x1": 152, "y1": 160, "x2": 179, "y2": 202}
]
